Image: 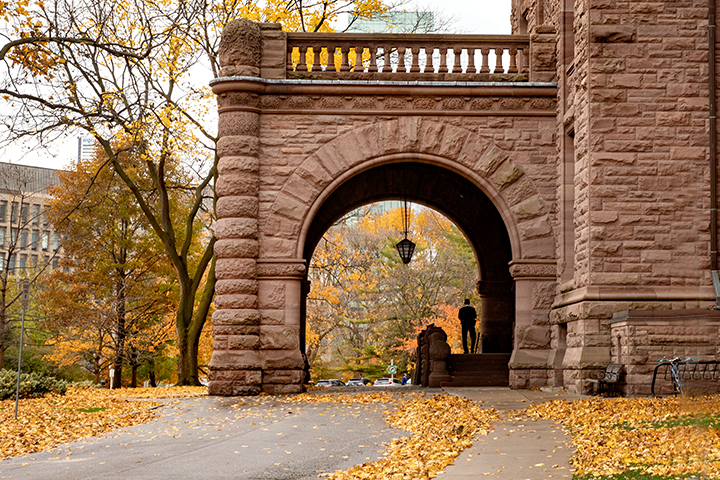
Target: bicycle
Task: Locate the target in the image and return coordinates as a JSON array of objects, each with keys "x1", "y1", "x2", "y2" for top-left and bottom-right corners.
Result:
[{"x1": 656, "y1": 357, "x2": 685, "y2": 395}]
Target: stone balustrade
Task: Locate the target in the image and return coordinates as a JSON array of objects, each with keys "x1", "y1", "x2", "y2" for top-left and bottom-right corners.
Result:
[{"x1": 286, "y1": 33, "x2": 530, "y2": 80}]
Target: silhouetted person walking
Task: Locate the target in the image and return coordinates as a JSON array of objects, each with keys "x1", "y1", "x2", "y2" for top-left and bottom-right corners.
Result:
[{"x1": 458, "y1": 299, "x2": 477, "y2": 354}]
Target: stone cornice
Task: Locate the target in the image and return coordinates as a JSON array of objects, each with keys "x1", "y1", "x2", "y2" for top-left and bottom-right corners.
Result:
[{"x1": 553, "y1": 286, "x2": 717, "y2": 309}]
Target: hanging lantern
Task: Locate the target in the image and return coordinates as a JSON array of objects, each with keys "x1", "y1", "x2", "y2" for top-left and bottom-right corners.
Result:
[
  {"x1": 396, "y1": 237, "x2": 416, "y2": 264},
  {"x1": 395, "y1": 195, "x2": 415, "y2": 264}
]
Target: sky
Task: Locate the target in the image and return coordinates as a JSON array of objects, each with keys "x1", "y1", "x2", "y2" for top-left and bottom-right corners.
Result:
[{"x1": 3, "y1": 0, "x2": 512, "y2": 171}]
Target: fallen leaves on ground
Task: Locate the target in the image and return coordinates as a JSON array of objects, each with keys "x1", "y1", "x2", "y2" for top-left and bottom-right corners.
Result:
[
  {"x1": 0, "y1": 385, "x2": 206, "y2": 460},
  {"x1": 524, "y1": 394, "x2": 720, "y2": 478},
  {"x1": 300, "y1": 393, "x2": 499, "y2": 480}
]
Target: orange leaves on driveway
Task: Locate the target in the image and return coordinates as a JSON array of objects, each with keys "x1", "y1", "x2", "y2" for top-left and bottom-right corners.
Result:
[
  {"x1": 1, "y1": 386, "x2": 206, "y2": 460},
  {"x1": 301, "y1": 393, "x2": 499, "y2": 480}
]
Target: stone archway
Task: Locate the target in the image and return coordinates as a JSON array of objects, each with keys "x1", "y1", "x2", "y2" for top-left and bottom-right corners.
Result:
[
  {"x1": 300, "y1": 159, "x2": 516, "y2": 355},
  {"x1": 210, "y1": 114, "x2": 558, "y2": 394}
]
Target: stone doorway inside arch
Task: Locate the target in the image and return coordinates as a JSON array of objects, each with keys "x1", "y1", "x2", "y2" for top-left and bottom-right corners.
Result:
[{"x1": 299, "y1": 162, "x2": 516, "y2": 387}]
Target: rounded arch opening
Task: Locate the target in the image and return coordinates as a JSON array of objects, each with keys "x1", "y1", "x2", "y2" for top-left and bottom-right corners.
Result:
[{"x1": 299, "y1": 161, "x2": 516, "y2": 383}]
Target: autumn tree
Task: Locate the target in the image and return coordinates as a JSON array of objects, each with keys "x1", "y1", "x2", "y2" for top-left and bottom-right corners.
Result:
[
  {"x1": 0, "y1": 0, "x2": 400, "y2": 384},
  {"x1": 43, "y1": 153, "x2": 177, "y2": 387},
  {"x1": 307, "y1": 205, "x2": 479, "y2": 376}
]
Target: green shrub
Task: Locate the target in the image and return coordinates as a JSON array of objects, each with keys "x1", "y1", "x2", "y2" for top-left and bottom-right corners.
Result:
[{"x1": 0, "y1": 369, "x2": 70, "y2": 400}]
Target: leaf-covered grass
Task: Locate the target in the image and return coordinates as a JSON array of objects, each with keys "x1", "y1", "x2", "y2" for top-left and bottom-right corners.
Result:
[{"x1": 525, "y1": 395, "x2": 720, "y2": 479}]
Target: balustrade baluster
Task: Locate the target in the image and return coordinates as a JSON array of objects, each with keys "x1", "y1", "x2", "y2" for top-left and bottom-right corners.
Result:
[
  {"x1": 480, "y1": 48, "x2": 490, "y2": 73},
  {"x1": 439, "y1": 47, "x2": 448, "y2": 73},
  {"x1": 354, "y1": 46, "x2": 364, "y2": 72},
  {"x1": 449, "y1": 47, "x2": 458, "y2": 73},
  {"x1": 519, "y1": 48, "x2": 528, "y2": 74},
  {"x1": 383, "y1": 46, "x2": 390, "y2": 73},
  {"x1": 299, "y1": 45, "x2": 309, "y2": 72},
  {"x1": 493, "y1": 47, "x2": 504, "y2": 74},
  {"x1": 508, "y1": 47, "x2": 518, "y2": 73},
  {"x1": 340, "y1": 45, "x2": 350, "y2": 72},
  {"x1": 369, "y1": 45, "x2": 378, "y2": 72},
  {"x1": 287, "y1": 46, "x2": 295, "y2": 72},
  {"x1": 410, "y1": 47, "x2": 421, "y2": 73},
  {"x1": 398, "y1": 46, "x2": 406, "y2": 73},
  {"x1": 467, "y1": 47, "x2": 477, "y2": 74}
]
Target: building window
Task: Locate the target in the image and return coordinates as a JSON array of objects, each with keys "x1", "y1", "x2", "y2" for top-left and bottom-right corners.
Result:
[
  {"x1": 19, "y1": 254, "x2": 26, "y2": 272},
  {"x1": 41, "y1": 231, "x2": 49, "y2": 251},
  {"x1": 31, "y1": 230, "x2": 38, "y2": 251},
  {"x1": 11, "y1": 202, "x2": 18, "y2": 224},
  {"x1": 32, "y1": 204, "x2": 40, "y2": 226},
  {"x1": 8, "y1": 254, "x2": 16, "y2": 272},
  {"x1": 52, "y1": 234, "x2": 59, "y2": 252},
  {"x1": 20, "y1": 230, "x2": 28, "y2": 249},
  {"x1": 52, "y1": 257, "x2": 59, "y2": 270},
  {"x1": 0, "y1": 255, "x2": 4, "y2": 271},
  {"x1": 10, "y1": 228, "x2": 18, "y2": 244},
  {"x1": 0, "y1": 201, "x2": 6, "y2": 222},
  {"x1": 42, "y1": 207, "x2": 48, "y2": 227},
  {"x1": 31, "y1": 255, "x2": 38, "y2": 267},
  {"x1": 21, "y1": 203, "x2": 29, "y2": 225},
  {"x1": 0, "y1": 227, "x2": 4, "y2": 247}
]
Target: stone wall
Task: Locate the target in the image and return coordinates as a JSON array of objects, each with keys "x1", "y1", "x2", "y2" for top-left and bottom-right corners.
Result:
[
  {"x1": 531, "y1": 0, "x2": 718, "y2": 393},
  {"x1": 612, "y1": 310, "x2": 720, "y2": 396}
]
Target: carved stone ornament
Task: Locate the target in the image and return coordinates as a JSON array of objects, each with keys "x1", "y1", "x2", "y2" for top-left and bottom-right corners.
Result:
[{"x1": 218, "y1": 18, "x2": 262, "y2": 77}]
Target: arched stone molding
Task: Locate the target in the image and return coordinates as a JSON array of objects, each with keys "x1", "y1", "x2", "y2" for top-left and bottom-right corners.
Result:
[
  {"x1": 263, "y1": 117, "x2": 556, "y2": 265},
  {"x1": 258, "y1": 118, "x2": 557, "y2": 390}
]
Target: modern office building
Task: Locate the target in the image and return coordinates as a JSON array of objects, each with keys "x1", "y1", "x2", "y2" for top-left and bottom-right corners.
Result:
[{"x1": 0, "y1": 162, "x2": 64, "y2": 275}]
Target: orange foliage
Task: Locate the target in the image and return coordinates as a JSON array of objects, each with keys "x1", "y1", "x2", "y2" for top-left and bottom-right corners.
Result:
[{"x1": 401, "y1": 303, "x2": 477, "y2": 354}]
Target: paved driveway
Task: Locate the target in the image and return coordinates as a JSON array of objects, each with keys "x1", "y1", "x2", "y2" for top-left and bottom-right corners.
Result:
[{"x1": 0, "y1": 395, "x2": 406, "y2": 480}]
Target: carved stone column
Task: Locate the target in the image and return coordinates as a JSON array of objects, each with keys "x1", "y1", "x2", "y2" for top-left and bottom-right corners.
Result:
[
  {"x1": 476, "y1": 280, "x2": 514, "y2": 353},
  {"x1": 257, "y1": 260, "x2": 306, "y2": 394},
  {"x1": 209, "y1": 18, "x2": 264, "y2": 396},
  {"x1": 507, "y1": 259, "x2": 556, "y2": 389}
]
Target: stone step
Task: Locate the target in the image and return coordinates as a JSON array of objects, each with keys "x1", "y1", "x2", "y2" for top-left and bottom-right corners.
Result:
[{"x1": 443, "y1": 353, "x2": 511, "y2": 387}]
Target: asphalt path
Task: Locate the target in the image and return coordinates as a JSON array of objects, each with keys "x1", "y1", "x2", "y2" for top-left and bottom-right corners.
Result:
[{"x1": 0, "y1": 393, "x2": 409, "y2": 480}]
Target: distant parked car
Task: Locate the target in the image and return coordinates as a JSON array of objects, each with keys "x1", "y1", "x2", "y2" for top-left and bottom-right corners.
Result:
[
  {"x1": 315, "y1": 379, "x2": 345, "y2": 387},
  {"x1": 373, "y1": 377, "x2": 402, "y2": 386},
  {"x1": 346, "y1": 378, "x2": 372, "y2": 386}
]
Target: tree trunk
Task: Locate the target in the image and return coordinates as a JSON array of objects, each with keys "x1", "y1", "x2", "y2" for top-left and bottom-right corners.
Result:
[
  {"x1": 112, "y1": 276, "x2": 127, "y2": 389},
  {"x1": 175, "y1": 259, "x2": 215, "y2": 385},
  {"x1": 148, "y1": 358, "x2": 157, "y2": 387}
]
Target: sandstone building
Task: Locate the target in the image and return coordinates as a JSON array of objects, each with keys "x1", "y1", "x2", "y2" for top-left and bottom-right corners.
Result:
[{"x1": 208, "y1": 0, "x2": 720, "y2": 396}]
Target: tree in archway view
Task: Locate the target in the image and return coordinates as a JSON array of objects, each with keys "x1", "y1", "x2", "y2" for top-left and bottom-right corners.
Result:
[
  {"x1": 42, "y1": 152, "x2": 181, "y2": 387},
  {"x1": 0, "y1": 0, "x2": 397, "y2": 384},
  {"x1": 307, "y1": 206, "x2": 479, "y2": 379}
]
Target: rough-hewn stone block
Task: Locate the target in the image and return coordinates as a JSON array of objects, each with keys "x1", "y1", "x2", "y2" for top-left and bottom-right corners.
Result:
[{"x1": 212, "y1": 308, "x2": 261, "y2": 326}]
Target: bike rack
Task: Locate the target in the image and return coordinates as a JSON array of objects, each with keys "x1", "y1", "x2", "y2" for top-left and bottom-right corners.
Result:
[{"x1": 651, "y1": 360, "x2": 720, "y2": 396}]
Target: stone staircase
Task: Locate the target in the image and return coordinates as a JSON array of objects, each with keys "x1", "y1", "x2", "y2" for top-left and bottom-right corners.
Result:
[{"x1": 443, "y1": 353, "x2": 512, "y2": 387}]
